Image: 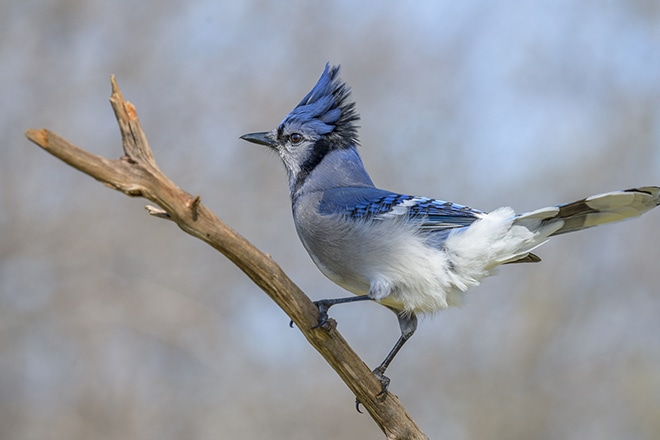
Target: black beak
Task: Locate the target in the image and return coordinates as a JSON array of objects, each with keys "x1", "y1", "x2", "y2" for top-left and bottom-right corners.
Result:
[{"x1": 240, "y1": 131, "x2": 275, "y2": 148}]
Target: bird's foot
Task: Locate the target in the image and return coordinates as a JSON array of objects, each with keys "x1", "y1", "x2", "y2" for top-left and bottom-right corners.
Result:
[
  {"x1": 372, "y1": 366, "x2": 391, "y2": 397},
  {"x1": 311, "y1": 299, "x2": 335, "y2": 330},
  {"x1": 354, "y1": 367, "x2": 391, "y2": 413},
  {"x1": 289, "y1": 299, "x2": 336, "y2": 329}
]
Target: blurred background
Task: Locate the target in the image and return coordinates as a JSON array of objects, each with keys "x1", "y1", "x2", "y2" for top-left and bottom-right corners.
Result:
[{"x1": 2, "y1": 1, "x2": 660, "y2": 439}]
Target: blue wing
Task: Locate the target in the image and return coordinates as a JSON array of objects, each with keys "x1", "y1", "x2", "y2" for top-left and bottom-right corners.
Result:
[{"x1": 318, "y1": 187, "x2": 483, "y2": 231}]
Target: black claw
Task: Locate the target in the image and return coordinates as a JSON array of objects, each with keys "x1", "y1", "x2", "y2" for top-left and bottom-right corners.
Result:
[
  {"x1": 355, "y1": 398, "x2": 363, "y2": 413},
  {"x1": 289, "y1": 319, "x2": 295, "y2": 328}
]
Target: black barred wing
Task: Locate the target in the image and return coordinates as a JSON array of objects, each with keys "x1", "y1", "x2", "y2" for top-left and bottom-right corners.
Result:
[{"x1": 319, "y1": 188, "x2": 483, "y2": 231}]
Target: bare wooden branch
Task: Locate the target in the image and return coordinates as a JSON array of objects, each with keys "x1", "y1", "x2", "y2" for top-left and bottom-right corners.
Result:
[{"x1": 25, "y1": 76, "x2": 428, "y2": 439}]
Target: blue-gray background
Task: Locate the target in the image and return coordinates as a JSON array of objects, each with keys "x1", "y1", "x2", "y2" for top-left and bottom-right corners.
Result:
[{"x1": 2, "y1": 1, "x2": 659, "y2": 439}]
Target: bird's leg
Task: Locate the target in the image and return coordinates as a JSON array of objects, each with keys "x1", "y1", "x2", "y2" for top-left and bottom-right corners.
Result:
[
  {"x1": 373, "y1": 310, "x2": 418, "y2": 396},
  {"x1": 288, "y1": 295, "x2": 373, "y2": 328},
  {"x1": 311, "y1": 295, "x2": 373, "y2": 329},
  {"x1": 355, "y1": 310, "x2": 418, "y2": 411}
]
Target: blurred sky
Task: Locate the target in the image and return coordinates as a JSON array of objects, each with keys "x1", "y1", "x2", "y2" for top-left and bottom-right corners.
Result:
[{"x1": 2, "y1": 1, "x2": 660, "y2": 439}]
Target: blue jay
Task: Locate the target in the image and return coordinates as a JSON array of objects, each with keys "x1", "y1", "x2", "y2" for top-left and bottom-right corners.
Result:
[{"x1": 241, "y1": 64, "x2": 660, "y2": 395}]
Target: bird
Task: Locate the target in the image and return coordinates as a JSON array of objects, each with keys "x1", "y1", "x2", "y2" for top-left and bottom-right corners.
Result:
[{"x1": 241, "y1": 63, "x2": 660, "y2": 396}]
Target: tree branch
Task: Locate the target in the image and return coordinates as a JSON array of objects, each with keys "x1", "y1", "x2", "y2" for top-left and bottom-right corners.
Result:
[{"x1": 25, "y1": 76, "x2": 428, "y2": 439}]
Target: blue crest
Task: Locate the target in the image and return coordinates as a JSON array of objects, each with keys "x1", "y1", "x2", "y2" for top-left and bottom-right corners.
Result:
[{"x1": 282, "y1": 64, "x2": 360, "y2": 146}]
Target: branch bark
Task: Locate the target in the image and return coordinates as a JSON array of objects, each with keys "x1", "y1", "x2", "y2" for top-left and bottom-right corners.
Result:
[{"x1": 25, "y1": 76, "x2": 428, "y2": 439}]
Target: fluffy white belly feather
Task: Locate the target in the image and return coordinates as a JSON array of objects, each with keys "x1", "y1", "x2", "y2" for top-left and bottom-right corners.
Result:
[{"x1": 298, "y1": 207, "x2": 561, "y2": 314}]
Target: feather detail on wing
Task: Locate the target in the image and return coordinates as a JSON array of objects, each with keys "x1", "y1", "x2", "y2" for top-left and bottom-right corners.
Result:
[{"x1": 319, "y1": 188, "x2": 483, "y2": 230}]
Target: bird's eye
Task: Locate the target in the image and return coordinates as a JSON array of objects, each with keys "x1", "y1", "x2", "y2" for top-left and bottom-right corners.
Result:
[{"x1": 289, "y1": 133, "x2": 303, "y2": 144}]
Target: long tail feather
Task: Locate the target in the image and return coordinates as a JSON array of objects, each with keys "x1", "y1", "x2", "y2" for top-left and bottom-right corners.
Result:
[{"x1": 516, "y1": 186, "x2": 660, "y2": 237}]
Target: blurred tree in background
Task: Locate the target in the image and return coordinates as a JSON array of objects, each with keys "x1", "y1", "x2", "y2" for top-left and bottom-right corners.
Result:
[{"x1": 2, "y1": 1, "x2": 659, "y2": 439}]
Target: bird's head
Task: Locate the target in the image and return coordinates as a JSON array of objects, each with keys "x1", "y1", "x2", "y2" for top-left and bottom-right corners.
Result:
[{"x1": 241, "y1": 64, "x2": 360, "y2": 194}]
